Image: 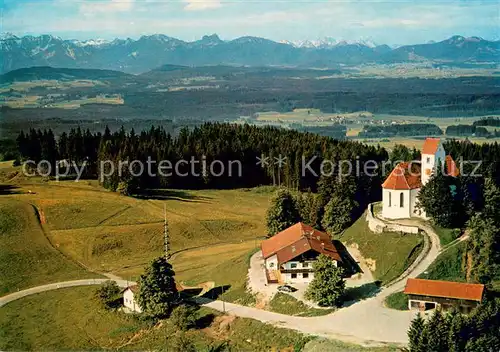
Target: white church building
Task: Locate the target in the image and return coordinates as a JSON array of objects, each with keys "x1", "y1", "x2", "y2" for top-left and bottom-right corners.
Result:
[{"x1": 382, "y1": 138, "x2": 459, "y2": 220}]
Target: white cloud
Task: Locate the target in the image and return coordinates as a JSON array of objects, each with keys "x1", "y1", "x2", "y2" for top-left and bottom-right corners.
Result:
[
  {"x1": 183, "y1": 0, "x2": 221, "y2": 11},
  {"x1": 80, "y1": 0, "x2": 135, "y2": 14}
]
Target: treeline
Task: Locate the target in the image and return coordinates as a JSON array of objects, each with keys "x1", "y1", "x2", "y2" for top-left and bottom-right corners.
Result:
[
  {"x1": 443, "y1": 140, "x2": 500, "y2": 183},
  {"x1": 473, "y1": 116, "x2": 500, "y2": 127},
  {"x1": 358, "y1": 123, "x2": 443, "y2": 138},
  {"x1": 15, "y1": 123, "x2": 387, "y2": 197},
  {"x1": 446, "y1": 124, "x2": 499, "y2": 138},
  {"x1": 408, "y1": 299, "x2": 500, "y2": 351},
  {"x1": 295, "y1": 125, "x2": 347, "y2": 139},
  {"x1": 0, "y1": 139, "x2": 18, "y2": 161}
]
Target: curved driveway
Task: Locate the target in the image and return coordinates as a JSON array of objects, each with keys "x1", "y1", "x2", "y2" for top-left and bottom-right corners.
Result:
[{"x1": 0, "y1": 219, "x2": 442, "y2": 347}]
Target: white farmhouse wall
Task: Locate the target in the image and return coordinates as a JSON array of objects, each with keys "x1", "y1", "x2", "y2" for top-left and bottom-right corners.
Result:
[
  {"x1": 123, "y1": 289, "x2": 142, "y2": 313},
  {"x1": 264, "y1": 254, "x2": 278, "y2": 270},
  {"x1": 282, "y1": 271, "x2": 314, "y2": 284},
  {"x1": 382, "y1": 189, "x2": 411, "y2": 219},
  {"x1": 282, "y1": 260, "x2": 317, "y2": 270}
]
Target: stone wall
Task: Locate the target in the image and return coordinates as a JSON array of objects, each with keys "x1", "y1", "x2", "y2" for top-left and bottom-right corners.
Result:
[{"x1": 366, "y1": 203, "x2": 420, "y2": 234}]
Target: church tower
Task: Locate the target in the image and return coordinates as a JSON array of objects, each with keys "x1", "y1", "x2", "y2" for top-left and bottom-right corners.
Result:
[{"x1": 421, "y1": 138, "x2": 446, "y2": 185}]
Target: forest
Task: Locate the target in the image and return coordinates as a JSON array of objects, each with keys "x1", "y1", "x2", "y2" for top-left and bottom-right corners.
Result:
[
  {"x1": 445, "y1": 124, "x2": 497, "y2": 137},
  {"x1": 358, "y1": 123, "x2": 443, "y2": 137},
  {"x1": 473, "y1": 116, "x2": 500, "y2": 127}
]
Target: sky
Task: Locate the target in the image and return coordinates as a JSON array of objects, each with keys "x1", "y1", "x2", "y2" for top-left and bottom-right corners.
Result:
[{"x1": 1, "y1": 0, "x2": 499, "y2": 45}]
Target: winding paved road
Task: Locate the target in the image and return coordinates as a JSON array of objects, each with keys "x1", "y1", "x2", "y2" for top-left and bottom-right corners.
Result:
[{"x1": 0, "y1": 217, "x2": 443, "y2": 347}]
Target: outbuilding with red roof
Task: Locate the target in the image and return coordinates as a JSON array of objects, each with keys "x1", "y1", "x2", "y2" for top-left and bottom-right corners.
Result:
[{"x1": 404, "y1": 278, "x2": 484, "y2": 313}]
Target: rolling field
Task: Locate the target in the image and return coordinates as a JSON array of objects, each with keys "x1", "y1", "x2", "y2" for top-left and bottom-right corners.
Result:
[
  {"x1": 256, "y1": 109, "x2": 372, "y2": 122},
  {"x1": 0, "y1": 286, "x2": 313, "y2": 351},
  {"x1": 0, "y1": 170, "x2": 271, "y2": 302},
  {"x1": 0, "y1": 198, "x2": 98, "y2": 295}
]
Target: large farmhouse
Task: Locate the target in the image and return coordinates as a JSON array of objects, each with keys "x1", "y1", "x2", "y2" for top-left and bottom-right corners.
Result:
[
  {"x1": 261, "y1": 222, "x2": 342, "y2": 284},
  {"x1": 404, "y1": 278, "x2": 484, "y2": 313},
  {"x1": 382, "y1": 138, "x2": 459, "y2": 219}
]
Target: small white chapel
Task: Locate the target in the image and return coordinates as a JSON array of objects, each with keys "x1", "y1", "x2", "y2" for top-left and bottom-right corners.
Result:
[{"x1": 381, "y1": 138, "x2": 459, "y2": 219}]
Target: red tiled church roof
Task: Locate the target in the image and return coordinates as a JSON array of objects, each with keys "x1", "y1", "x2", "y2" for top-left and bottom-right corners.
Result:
[
  {"x1": 382, "y1": 162, "x2": 422, "y2": 190},
  {"x1": 422, "y1": 138, "x2": 441, "y2": 155},
  {"x1": 261, "y1": 223, "x2": 342, "y2": 264},
  {"x1": 404, "y1": 278, "x2": 484, "y2": 302}
]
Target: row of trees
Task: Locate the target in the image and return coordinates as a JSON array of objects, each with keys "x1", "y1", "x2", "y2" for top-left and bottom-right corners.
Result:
[
  {"x1": 16, "y1": 124, "x2": 388, "y2": 196},
  {"x1": 473, "y1": 116, "x2": 500, "y2": 127},
  {"x1": 266, "y1": 177, "x2": 360, "y2": 237},
  {"x1": 445, "y1": 125, "x2": 493, "y2": 137},
  {"x1": 359, "y1": 124, "x2": 443, "y2": 138}
]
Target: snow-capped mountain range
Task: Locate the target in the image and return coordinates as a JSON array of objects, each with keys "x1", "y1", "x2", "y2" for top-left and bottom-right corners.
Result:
[
  {"x1": 280, "y1": 37, "x2": 380, "y2": 49},
  {"x1": 1, "y1": 33, "x2": 498, "y2": 74}
]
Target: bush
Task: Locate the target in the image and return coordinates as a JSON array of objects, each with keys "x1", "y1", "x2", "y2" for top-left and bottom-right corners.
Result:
[
  {"x1": 169, "y1": 305, "x2": 197, "y2": 331},
  {"x1": 94, "y1": 281, "x2": 121, "y2": 309},
  {"x1": 385, "y1": 291, "x2": 408, "y2": 310},
  {"x1": 170, "y1": 332, "x2": 196, "y2": 352}
]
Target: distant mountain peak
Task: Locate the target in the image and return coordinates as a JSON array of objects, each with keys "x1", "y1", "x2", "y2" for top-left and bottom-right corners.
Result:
[
  {"x1": 0, "y1": 32, "x2": 19, "y2": 41},
  {"x1": 139, "y1": 34, "x2": 178, "y2": 42},
  {"x1": 73, "y1": 38, "x2": 109, "y2": 47},
  {"x1": 201, "y1": 34, "x2": 222, "y2": 42},
  {"x1": 198, "y1": 34, "x2": 223, "y2": 46}
]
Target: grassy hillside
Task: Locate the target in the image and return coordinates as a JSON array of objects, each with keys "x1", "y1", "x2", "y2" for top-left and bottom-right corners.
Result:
[
  {"x1": 0, "y1": 286, "x2": 395, "y2": 351},
  {"x1": 34, "y1": 185, "x2": 270, "y2": 277},
  {"x1": 342, "y1": 216, "x2": 424, "y2": 284},
  {"x1": 0, "y1": 198, "x2": 97, "y2": 295},
  {"x1": 0, "y1": 286, "x2": 310, "y2": 351},
  {"x1": 419, "y1": 241, "x2": 467, "y2": 282},
  {"x1": 2, "y1": 180, "x2": 271, "y2": 302}
]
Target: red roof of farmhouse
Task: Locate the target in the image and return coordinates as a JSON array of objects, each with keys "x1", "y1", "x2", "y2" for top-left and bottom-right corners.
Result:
[
  {"x1": 422, "y1": 138, "x2": 442, "y2": 155},
  {"x1": 382, "y1": 162, "x2": 422, "y2": 190},
  {"x1": 404, "y1": 278, "x2": 484, "y2": 302},
  {"x1": 261, "y1": 222, "x2": 342, "y2": 264}
]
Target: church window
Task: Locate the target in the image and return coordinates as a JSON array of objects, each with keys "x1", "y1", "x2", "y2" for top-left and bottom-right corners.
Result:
[
  {"x1": 400, "y1": 192, "x2": 404, "y2": 207},
  {"x1": 388, "y1": 192, "x2": 392, "y2": 207}
]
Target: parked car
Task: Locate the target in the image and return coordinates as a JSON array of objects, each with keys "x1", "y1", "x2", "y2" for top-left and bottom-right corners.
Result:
[{"x1": 277, "y1": 285, "x2": 296, "y2": 293}]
